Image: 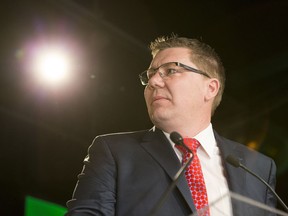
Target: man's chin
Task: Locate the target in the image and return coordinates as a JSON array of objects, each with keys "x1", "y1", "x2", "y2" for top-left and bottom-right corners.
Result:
[{"x1": 150, "y1": 113, "x2": 171, "y2": 128}]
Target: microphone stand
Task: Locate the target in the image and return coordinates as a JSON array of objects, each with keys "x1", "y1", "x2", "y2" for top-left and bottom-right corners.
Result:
[
  {"x1": 149, "y1": 154, "x2": 194, "y2": 216},
  {"x1": 226, "y1": 155, "x2": 288, "y2": 213},
  {"x1": 240, "y1": 162, "x2": 288, "y2": 212}
]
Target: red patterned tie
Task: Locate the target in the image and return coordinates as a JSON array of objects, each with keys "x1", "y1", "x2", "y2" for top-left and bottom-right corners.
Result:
[{"x1": 176, "y1": 138, "x2": 210, "y2": 215}]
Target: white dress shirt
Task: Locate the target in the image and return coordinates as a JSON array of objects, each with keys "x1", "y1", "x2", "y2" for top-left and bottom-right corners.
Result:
[{"x1": 164, "y1": 124, "x2": 233, "y2": 216}]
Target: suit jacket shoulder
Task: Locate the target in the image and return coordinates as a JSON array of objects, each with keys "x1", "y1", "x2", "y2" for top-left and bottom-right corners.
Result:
[
  {"x1": 214, "y1": 131, "x2": 277, "y2": 214},
  {"x1": 67, "y1": 128, "x2": 194, "y2": 216}
]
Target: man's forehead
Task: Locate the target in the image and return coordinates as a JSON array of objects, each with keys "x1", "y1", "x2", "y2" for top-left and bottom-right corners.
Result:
[{"x1": 150, "y1": 48, "x2": 194, "y2": 67}]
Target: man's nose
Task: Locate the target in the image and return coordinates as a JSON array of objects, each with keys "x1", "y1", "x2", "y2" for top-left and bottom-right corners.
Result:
[{"x1": 147, "y1": 71, "x2": 165, "y2": 88}]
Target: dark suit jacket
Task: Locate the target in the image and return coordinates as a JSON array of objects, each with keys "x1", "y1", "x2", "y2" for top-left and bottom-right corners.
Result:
[{"x1": 66, "y1": 128, "x2": 277, "y2": 216}]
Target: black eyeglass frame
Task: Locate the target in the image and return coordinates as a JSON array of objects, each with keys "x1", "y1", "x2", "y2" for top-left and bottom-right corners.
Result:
[{"x1": 139, "y1": 62, "x2": 211, "y2": 85}]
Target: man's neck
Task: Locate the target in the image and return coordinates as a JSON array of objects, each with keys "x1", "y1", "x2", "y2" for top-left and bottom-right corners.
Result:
[{"x1": 157, "y1": 121, "x2": 211, "y2": 138}]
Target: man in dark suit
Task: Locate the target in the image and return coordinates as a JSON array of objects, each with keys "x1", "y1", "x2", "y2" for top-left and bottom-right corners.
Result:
[{"x1": 66, "y1": 35, "x2": 277, "y2": 215}]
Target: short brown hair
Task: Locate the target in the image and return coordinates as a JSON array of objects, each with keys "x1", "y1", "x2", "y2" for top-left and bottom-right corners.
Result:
[{"x1": 149, "y1": 34, "x2": 225, "y2": 115}]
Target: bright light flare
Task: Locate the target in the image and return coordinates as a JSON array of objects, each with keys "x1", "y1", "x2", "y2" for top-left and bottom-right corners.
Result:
[
  {"x1": 32, "y1": 46, "x2": 73, "y2": 86},
  {"x1": 37, "y1": 51, "x2": 69, "y2": 82}
]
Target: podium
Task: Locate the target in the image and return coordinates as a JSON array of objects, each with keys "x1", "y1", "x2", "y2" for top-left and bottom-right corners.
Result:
[{"x1": 190, "y1": 191, "x2": 288, "y2": 216}]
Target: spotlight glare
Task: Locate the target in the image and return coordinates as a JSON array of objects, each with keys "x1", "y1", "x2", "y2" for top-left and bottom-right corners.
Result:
[{"x1": 33, "y1": 47, "x2": 72, "y2": 86}]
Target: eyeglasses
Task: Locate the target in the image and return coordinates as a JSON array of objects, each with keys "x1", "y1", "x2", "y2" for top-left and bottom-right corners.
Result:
[{"x1": 139, "y1": 62, "x2": 211, "y2": 85}]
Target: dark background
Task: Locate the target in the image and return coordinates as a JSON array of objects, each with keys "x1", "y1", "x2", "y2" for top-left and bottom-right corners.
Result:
[{"x1": 1, "y1": 0, "x2": 288, "y2": 215}]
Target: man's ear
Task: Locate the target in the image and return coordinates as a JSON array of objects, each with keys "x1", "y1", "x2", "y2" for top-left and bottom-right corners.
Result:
[{"x1": 205, "y1": 78, "x2": 220, "y2": 101}]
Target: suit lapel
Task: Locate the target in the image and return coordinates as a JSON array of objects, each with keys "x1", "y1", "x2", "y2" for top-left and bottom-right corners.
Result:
[
  {"x1": 140, "y1": 128, "x2": 196, "y2": 212},
  {"x1": 215, "y1": 131, "x2": 247, "y2": 214},
  {"x1": 139, "y1": 129, "x2": 250, "y2": 214},
  {"x1": 215, "y1": 132, "x2": 246, "y2": 193}
]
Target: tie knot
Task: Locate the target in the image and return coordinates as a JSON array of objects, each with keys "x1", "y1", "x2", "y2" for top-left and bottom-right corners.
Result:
[{"x1": 183, "y1": 138, "x2": 200, "y2": 153}]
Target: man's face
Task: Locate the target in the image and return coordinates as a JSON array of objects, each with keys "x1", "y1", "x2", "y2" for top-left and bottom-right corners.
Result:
[{"x1": 144, "y1": 47, "x2": 214, "y2": 130}]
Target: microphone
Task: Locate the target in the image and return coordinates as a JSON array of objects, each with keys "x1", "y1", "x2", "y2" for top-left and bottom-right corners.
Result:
[
  {"x1": 226, "y1": 155, "x2": 288, "y2": 212},
  {"x1": 170, "y1": 131, "x2": 193, "y2": 154},
  {"x1": 149, "y1": 131, "x2": 194, "y2": 216}
]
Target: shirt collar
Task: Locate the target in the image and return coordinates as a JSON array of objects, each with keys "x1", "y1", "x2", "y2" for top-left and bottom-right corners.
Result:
[
  {"x1": 162, "y1": 123, "x2": 216, "y2": 158},
  {"x1": 194, "y1": 123, "x2": 216, "y2": 158}
]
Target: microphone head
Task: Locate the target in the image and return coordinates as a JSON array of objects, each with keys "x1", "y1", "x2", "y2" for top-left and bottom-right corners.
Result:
[
  {"x1": 170, "y1": 131, "x2": 183, "y2": 146},
  {"x1": 226, "y1": 155, "x2": 241, "y2": 168}
]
